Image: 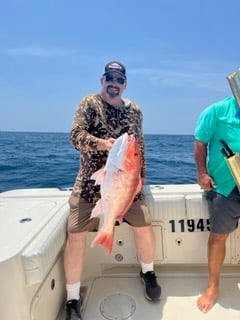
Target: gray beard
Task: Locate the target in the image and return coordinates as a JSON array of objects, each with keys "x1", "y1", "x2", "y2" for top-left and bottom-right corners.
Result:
[
  {"x1": 106, "y1": 86, "x2": 119, "y2": 98},
  {"x1": 107, "y1": 92, "x2": 118, "y2": 98}
]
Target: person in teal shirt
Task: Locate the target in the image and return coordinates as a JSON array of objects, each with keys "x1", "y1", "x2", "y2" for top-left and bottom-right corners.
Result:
[{"x1": 194, "y1": 95, "x2": 240, "y2": 313}]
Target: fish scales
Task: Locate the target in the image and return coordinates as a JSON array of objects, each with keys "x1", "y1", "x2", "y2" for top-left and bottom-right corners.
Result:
[{"x1": 90, "y1": 132, "x2": 142, "y2": 253}]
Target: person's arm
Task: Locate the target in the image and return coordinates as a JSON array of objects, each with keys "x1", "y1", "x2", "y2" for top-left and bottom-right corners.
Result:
[
  {"x1": 70, "y1": 97, "x2": 115, "y2": 152},
  {"x1": 194, "y1": 140, "x2": 216, "y2": 190}
]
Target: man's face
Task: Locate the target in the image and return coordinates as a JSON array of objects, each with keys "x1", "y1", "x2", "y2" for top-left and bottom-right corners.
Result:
[{"x1": 101, "y1": 72, "x2": 127, "y2": 99}]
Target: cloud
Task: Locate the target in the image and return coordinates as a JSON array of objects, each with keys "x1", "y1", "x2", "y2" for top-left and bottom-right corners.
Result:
[
  {"x1": 129, "y1": 59, "x2": 233, "y2": 93},
  {"x1": 5, "y1": 45, "x2": 76, "y2": 57}
]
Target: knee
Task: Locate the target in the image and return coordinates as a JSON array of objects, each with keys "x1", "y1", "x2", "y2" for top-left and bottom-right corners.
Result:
[
  {"x1": 132, "y1": 225, "x2": 153, "y2": 235},
  {"x1": 209, "y1": 232, "x2": 229, "y2": 244},
  {"x1": 67, "y1": 231, "x2": 88, "y2": 245}
]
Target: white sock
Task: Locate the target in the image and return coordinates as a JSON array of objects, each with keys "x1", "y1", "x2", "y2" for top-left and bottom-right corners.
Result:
[
  {"x1": 140, "y1": 261, "x2": 154, "y2": 274},
  {"x1": 66, "y1": 282, "x2": 81, "y2": 301}
]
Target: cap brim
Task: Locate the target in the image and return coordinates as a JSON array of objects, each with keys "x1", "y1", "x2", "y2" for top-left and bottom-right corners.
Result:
[{"x1": 103, "y1": 70, "x2": 126, "y2": 77}]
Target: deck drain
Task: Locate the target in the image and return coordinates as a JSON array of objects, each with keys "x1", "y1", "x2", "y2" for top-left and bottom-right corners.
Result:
[{"x1": 100, "y1": 293, "x2": 136, "y2": 320}]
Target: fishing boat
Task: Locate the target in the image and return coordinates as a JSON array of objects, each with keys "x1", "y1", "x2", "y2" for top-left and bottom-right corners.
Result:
[{"x1": 1, "y1": 184, "x2": 240, "y2": 320}]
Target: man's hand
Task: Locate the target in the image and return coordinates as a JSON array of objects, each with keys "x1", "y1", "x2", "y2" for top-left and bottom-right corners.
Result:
[
  {"x1": 198, "y1": 173, "x2": 216, "y2": 191},
  {"x1": 97, "y1": 138, "x2": 116, "y2": 151}
]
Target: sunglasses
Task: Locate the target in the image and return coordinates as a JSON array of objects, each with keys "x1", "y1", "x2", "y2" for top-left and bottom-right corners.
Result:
[{"x1": 105, "y1": 75, "x2": 126, "y2": 85}]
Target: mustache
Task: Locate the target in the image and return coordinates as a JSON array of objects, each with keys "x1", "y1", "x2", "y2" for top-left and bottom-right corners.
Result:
[
  {"x1": 106, "y1": 86, "x2": 120, "y2": 98},
  {"x1": 107, "y1": 85, "x2": 119, "y2": 90}
]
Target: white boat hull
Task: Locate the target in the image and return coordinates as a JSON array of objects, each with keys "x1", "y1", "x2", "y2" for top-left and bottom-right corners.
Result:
[{"x1": 1, "y1": 185, "x2": 240, "y2": 319}]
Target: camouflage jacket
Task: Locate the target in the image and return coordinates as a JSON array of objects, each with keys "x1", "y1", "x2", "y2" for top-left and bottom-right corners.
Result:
[{"x1": 70, "y1": 93, "x2": 146, "y2": 203}]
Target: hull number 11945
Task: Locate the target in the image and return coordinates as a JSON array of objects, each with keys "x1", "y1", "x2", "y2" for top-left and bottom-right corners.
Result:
[{"x1": 168, "y1": 219, "x2": 210, "y2": 233}]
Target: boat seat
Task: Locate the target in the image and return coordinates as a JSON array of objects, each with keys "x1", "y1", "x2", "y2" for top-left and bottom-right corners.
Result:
[{"x1": 21, "y1": 206, "x2": 68, "y2": 285}]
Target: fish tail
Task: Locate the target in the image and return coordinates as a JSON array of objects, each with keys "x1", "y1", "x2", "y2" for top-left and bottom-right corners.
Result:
[{"x1": 91, "y1": 232, "x2": 114, "y2": 254}]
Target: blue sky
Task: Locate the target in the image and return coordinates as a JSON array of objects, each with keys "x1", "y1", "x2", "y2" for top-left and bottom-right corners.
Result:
[{"x1": 1, "y1": 0, "x2": 239, "y2": 134}]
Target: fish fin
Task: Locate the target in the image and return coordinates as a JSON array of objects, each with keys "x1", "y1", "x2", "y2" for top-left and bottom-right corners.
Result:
[
  {"x1": 91, "y1": 232, "x2": 114, "y2": 254},
  {"x1": 90, "y1": 199, "x2": 103, "y2": 218},
  {"x1": 91, "y1": 168, "x2": 106, "y2": 185}
]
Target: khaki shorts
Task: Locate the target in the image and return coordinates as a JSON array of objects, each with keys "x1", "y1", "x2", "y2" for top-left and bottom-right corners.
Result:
[{"x1": 67, "y1": 193, "x2": 152, "y2": 233}]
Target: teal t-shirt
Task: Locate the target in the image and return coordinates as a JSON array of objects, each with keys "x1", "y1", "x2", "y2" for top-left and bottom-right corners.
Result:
[{"x1": 194, "y1": 96, "x2": 240, "y2": 196}]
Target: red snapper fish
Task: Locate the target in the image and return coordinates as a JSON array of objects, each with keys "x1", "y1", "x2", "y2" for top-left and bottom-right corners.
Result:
[{"x1": 90, "y1": 132, "x2": 142, "y2": 254}]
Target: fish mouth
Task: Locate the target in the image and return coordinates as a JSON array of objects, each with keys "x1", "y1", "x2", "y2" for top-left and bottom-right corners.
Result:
[
  {"x1": 128, "y1": 134, "x2": 135, "y2": 141},
  {"x1": 126, "y1": 134, "x2": 136, "y2": 145}
]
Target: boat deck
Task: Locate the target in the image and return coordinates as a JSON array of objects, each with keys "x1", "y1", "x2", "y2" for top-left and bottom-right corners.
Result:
[{"x1": 57, "y1": 266, "x2": 240, "y2": 320}]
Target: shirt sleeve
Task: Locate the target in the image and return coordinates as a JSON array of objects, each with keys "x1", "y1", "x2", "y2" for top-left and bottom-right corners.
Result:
[
  {"x1": 70, "y1": 96, "x2": 99, "y2": 151},
  {"x1": 194, "y1": 105, "x2": 217, "y2": 143}
]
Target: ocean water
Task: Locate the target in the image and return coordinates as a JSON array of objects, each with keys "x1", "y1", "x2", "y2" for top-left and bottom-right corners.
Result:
[{"x1": 0, "y1": 131, "x2": 197, "y2": 193}]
